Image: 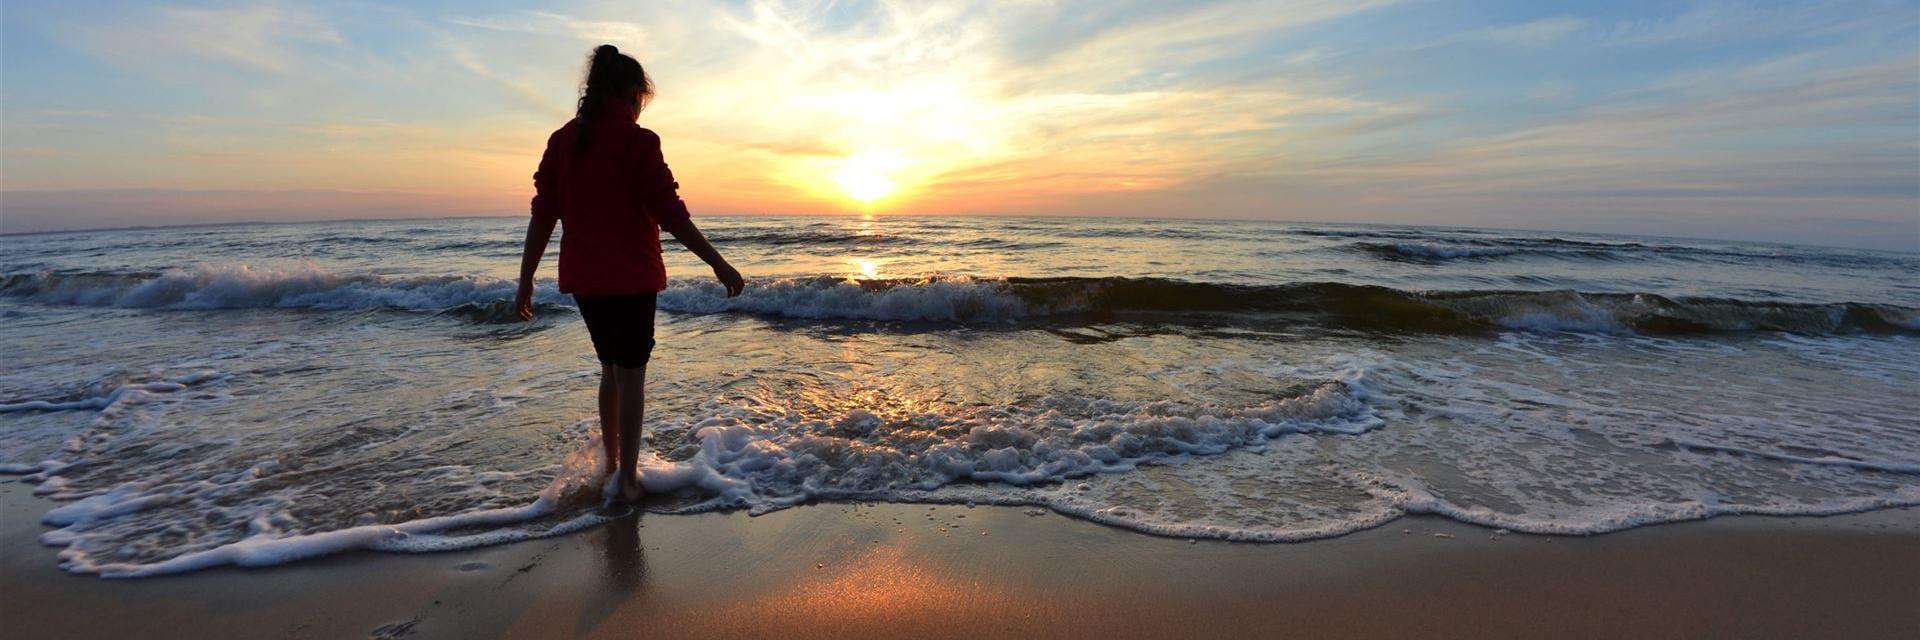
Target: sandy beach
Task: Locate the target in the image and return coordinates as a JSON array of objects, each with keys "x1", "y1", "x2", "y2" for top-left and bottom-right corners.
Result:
[{"x1": 4, "y1": 482, "x2": 1915, "y2": 639}]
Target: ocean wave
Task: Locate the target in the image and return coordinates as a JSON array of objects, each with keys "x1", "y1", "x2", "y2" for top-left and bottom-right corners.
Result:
[
  {"x1": 1360, "y1": 242, "x2": 1525, "y2": 260},
  {"x1": 0, "y1": 265, "x2": 570, "y2": 313},
  {"x1": 1349, "y1": 236, "x2": 1917, "y2": 270},
  {"x1": 713, "y1": 230, "x2": 917, "y2": 246},
  {"x1": 1040, "y1": 227, "x2": 1221, "y2": 240},
  {"x1": 658, "y1": 275, "x2": 1029, "y2": 322},
  {"x1": 426, "y1": 239, "x2": 520, "y2": 252},
  {"x1": 5, "y1": 267, "x2": 1914, "y2": 334},
  {"x1": 660, "y1": 275, "x2": 1920, "y2": 335},
  {"x1": 1290, "y1": 227, "x2": 1493, "y2": 241},
  {"x1": 1354, "y1": 240, "x2": 1643, "y2": 263}
]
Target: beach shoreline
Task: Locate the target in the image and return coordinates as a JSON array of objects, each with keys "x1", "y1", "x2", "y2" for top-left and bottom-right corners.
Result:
[{"x1": 5, "y1": 482, "x2": 1916, "y2": 639}]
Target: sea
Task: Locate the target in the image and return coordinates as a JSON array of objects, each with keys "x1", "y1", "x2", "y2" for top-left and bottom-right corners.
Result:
[{"x1": 2, "y1": 215, "x2": 1915, "y2": 577}]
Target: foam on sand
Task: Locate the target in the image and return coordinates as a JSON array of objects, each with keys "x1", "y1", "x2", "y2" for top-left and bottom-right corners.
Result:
[
  {"x1": 41, "y1": 446, "x2": 614, "y2": 578},
  {"x1": 15, "y1": 357, "x2": 1388, "y2": 576},
  {"x1": 10, "y1": 336, "x2": 1920, "y2": 577}
]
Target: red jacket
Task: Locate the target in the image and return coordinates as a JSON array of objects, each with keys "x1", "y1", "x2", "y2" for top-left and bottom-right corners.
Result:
[{"x1": 530, "y1": 97, "x2": 692, "y2": 295}]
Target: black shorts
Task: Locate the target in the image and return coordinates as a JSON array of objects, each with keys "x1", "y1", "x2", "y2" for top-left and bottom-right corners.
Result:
[{"x1": 574, "y1": 294, "x2": 658, "y2": 369}]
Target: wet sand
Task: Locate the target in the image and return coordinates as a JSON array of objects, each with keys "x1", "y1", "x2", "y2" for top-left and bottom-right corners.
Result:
[{"x1": 4, "y1": 482, "x2": 1916, "y2": 639}]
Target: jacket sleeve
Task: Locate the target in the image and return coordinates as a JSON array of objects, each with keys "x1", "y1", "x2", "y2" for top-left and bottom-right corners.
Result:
[
  {"x1": 530, "y1": 132, "x2": 562, "y2": 222},
  {"x1": 632, "y1": 129, "x2": 693, "y2": 231}
]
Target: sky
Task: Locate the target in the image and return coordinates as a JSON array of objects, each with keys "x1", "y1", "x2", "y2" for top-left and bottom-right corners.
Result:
[{"x1": 1, "y1": 1, "x2": 1915, "y2": 250}]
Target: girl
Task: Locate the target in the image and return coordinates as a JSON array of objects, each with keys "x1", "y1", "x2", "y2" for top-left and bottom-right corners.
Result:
[{"x1": 514, "y1": 44, "x2": 745, "y2": 503}]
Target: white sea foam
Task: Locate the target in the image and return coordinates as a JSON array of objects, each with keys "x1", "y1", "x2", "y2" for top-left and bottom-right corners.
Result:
[
  {"x1": 1380, "y1": 478, "x2": 1920, "y2": 537},
  {"x1": 3, "y1": 264, "x2": 569, "y2": 312},
  {"x1": 622, "y1": 359, "x2": 1384, "y2": 513},
  {"x1": 1890, "y1": 309, "x2": 1920, "y2": 331},
  {"x1": 0, "y1": 371, "x2": 229, "y2": 415},
  {"x1": 657, "y1": 275, "x2": 1030, "y2": 323},
  {"x1": 1665, "y1": 437, "x2": 1920, "y2": 475},
  {"x1": 44, "y1": 447, "x2": 614, "y2": 578},
  {"x1": 24, "y1": 356, "x2": 1389, "y2": 576},
  {"x1": 1428, "y1": 290, "x2": 1628, "y2": 333},
  {"x1": 11, "y1": 330, "x2": 1919, "y2": 578},
  {"x1": 918, "y1": 471, "x2": 1920, "y2": 543},
  {"x1": 1384, "y1": 242, "x2": 1521, "y2": 259},
  {"x1": 0, "y1": 397, "x2": 114, "y2": 413}
]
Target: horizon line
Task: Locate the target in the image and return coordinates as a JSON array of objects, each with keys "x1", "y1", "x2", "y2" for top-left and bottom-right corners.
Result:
[{"x1": 1, "y1": 210, "x2": 1911, "y2": 256}]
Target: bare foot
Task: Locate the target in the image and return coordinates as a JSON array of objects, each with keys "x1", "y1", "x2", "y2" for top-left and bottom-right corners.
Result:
[{"x1": 616, "y1": 474, "x2": 646, "y2": 503}]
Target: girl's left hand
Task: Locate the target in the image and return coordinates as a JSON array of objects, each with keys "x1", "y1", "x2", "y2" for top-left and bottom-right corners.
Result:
[{"x1": 714, "y1": 263, "x2": 745, "y2": 297}]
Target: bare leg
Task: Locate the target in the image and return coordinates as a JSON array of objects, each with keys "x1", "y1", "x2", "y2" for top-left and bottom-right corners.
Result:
[
  {"x1": 598, "y1": 364, "x2": 620, "y2": 477},
  {"x1": 614, "y1": 364, "x2": 647, "y2": 501}
]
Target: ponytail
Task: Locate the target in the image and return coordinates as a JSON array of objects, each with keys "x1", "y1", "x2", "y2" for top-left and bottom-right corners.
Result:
[{"x1": 575, "y1": 44, "x2": 653, "y2": 154}]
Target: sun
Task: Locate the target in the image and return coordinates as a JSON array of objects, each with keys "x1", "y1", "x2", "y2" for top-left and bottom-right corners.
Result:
[
  {"x1": 838, "y1": 167, "x2": 893, "y2": 203},
  {"x1": 834, "y1": 151, "x2": 902, "y2": 204}
]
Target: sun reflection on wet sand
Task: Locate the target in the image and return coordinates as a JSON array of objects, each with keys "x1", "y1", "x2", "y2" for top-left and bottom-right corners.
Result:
[{"x1": 708, "y1": 544, "x2": 1036, "y2": 634}]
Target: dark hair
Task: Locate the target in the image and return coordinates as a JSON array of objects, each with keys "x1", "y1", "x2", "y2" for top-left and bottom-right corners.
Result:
[{"x1": 574, "y1": 44, "x2": 653, "y2": 153}]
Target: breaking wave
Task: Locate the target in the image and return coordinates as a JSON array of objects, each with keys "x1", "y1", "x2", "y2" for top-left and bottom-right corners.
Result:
[
  {"x1": 1349, "y1": 237, "x2": 1915, "y2": 270},
  {"x1": 5, "y1": 267, "x2": 1915, "y2": 335},
  {"x1": 1355, "y1": 241, "x2": 1622, "y2": 262},
  {"x1": 659, "y1": 275, "x2": 1918, "y2": 335},
  {"x1": 0, "y1": 266, "x2": 570, "y2": 315}
]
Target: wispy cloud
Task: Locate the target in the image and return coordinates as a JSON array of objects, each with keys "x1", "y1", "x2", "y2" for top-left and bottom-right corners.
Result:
[
  {"x1": 1310, "y1": 61, "x2": 1917, "y2": 192},
  {"x1": 437, "y1": 34, "x2": 566, "y2": 116},
  {"x1": 1601, "y1": 0, "x2": 1917, "y2": 46},
  {"x1": 444, "y1": 11, "x2": 648, "y2": 44},
  {"x1": 1480, "y1": 17, "x2": 1587, "y2": 47},
  {"x1": 73, "y1": 4, "x2": 343, "y2": 75}
]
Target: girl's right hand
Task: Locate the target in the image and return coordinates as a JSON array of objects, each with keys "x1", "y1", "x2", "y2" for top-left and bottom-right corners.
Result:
[{"x1": 514, "y1": 280, "x2": 536, "y2": 321}]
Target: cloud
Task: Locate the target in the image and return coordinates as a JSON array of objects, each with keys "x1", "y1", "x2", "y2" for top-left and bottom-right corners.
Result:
[
  {"x1": 617, "y1": 0, "x2": 1398, "y2": 208},
  {"x1": 1602, "y1": 1, "x2": 1918, "y2": 46},
  {"x1": 437, "y1": 34, "x2": 567, "y2": 116},
  {"x1": 1480, "y1": 17, "x2": 1587, "y2": 47},
  {"x1": 1240, "y1": 58, "x2": 1920, "y2": 248},
  {"x1": 72, "y1": 3, "x2": 343, "y2": 75},
  {"x1": 444, "y1": 11, "x2": 648, "y2": 44},
  {"x1": 1404, "y1": 15, "x2": 1587, "y2": 52}
]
